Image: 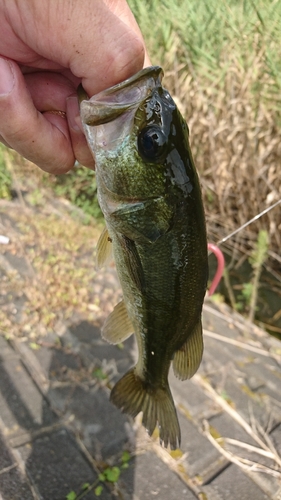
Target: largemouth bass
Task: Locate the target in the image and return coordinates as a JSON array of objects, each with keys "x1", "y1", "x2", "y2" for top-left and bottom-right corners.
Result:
[{"x1": 79, "y1": 67, "x2": 208, "y2": 449}]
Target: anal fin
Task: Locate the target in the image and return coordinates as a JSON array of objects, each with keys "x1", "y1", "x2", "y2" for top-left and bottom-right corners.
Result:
[
  {"x1": 173, "y1": 320, "x2": 203, "y2": 380},
  {"x1": 102, "y1": 300, "x2": 134, "y2": 344},
  {"x1": 96, "y1": 226, "x2": 113, "y2": 270}
]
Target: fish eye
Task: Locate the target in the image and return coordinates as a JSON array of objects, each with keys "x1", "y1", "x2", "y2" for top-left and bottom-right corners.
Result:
[{"x1": 137, "y1": 126, "x2": 167, "y2": 163}]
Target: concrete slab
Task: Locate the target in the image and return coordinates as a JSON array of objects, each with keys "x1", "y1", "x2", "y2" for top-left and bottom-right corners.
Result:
[
  {"x1": 0, "y1": 432, "x2": 34, "y2": 500},
  {"x1": 120, "y1": 451, "x2": 197, "y2": 499},
  {"x1": 0, "y1": 355, "x2": 57, "y2": 440},
  {"x1": 205, "y1": 463, "x2": 269, "y2": 500},
  {"x1": 1, "y1": 200, "x2": 281, "y2": 500},
  {"x1": 48, "y1": 385, "x2": 130, "y2": 459},
  {"x1": 170, "y1": 370, "x2": 219, "y2": 420},
  {"x1": 17, "y1": 428, "x2": 111, "y2": 500},
  {"x1": 177, "y1": 412, "x2": 222, "y2": 478}
]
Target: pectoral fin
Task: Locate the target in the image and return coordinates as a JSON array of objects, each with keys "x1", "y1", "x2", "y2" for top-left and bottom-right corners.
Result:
[
  {"x1": 111, "y1": 197, "x2": 174, "y2": 243},
  {"x1": 102, "y1": 300, "x2": 134, "y2": 344},
  {"x1": 173, "y1": 320, "x2": 203, "y2": 380},
  {"x1": 118, "y1": 235, "x2": 145, "y2": 292},
  {"x1": 96, "y1": 227, "x2": 113, "y2": 270}
]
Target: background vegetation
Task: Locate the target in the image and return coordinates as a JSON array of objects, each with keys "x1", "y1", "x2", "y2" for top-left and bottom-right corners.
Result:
[
  {"x1": 129, "y1": 0, "x2": 281, "y2": 255},
  {"x1": 128, "y1": 0, "x2": 281, "y2": 333}
]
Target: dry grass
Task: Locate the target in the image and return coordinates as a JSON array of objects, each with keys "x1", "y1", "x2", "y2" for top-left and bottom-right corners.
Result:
[
  {"x1": 129, "y1": 0, "x2": 281, "y2": 272},
  {"x1": 0, "y1": 187, "x2": 121, "y2": 339},
  {"x1": 194, "y1": 368, "x2": 281, "y2": 479},
  {"x1": 170, "y1": 60, "x2": 281, "y2": 259}
]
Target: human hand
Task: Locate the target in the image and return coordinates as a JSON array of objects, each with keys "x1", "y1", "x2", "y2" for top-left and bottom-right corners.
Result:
[{"x1": 0, "y1": 0, "x2": 149, "y2": 172}]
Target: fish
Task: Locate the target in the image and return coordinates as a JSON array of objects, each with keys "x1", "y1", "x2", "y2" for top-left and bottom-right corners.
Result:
[{"x1": 79, "y1": 66, "x2": 208, "y2": 449}]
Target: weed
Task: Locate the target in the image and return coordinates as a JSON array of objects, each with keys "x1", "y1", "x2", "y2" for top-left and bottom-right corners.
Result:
[
  {"x1": 65, "y1": 452, "x2": 132, "y2": 499},
  {"x1": 92, "y1": 367, "x2": 107, "y2": 381},
  {"x1": 29, "y1": 342, "x2": 40, "y2": 350},
  {"x1": 45, "y1": 165, "x2": 102, "y2": 220},
  {"x1": 247, "y1": 230, "x2": 269, "y2": 322},
  {"x1": 66, "y1": 492, "x2": 77, "y2": 500},
  {"x1": 94, "y1": 485, "x2": 103, "y2": 496},
  {"x1": 99, "y1": 466, "x2": 121, "y2": 483},
  {"x1": 229, "y1": 230, "x2": 269, "y2": 321},
  {"x1": 0, "y1": 144, "x2": 12, "y2": 199},
  {"x1": 26, "y1": 189, "x2": 44, "y2": 206}
]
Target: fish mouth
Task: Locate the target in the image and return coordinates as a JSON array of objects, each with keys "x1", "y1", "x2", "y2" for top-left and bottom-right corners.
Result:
[{"x1": 80, "y1": 66, "x2": 163, "y2": 127}]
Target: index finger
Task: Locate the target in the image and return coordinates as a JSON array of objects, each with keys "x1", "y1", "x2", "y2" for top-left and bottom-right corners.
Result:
[{"x1": 0, "y1": 58, "x2": 75, "y2": 173}]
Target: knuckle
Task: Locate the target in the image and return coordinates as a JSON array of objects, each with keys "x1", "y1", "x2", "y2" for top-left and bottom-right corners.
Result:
[{"x1": 110, "y1": 34, "x2": 145, "y2": 81}]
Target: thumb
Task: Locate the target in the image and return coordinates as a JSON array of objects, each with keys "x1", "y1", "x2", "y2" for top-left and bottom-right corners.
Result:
[{"x1": 16, "y1": 0, "x2": 146, "y2": 95}]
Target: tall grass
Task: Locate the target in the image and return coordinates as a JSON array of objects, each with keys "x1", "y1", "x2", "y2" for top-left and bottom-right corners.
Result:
[{"x1": 129, "y1": 0, "x2": 281, "y2": 270}]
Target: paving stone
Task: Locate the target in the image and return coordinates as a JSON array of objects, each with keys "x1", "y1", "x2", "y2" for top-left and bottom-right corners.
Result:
[
  {"x1": 78, "y1": 342, "x2": 133, "y2": 378},
  {"x1": 201, "y1": 334, "x2": 248, "y2": 372},
  {"x1": 202, "y1": 306, "x2": 240, "y2": 340},
  {"x1": 33, "y1": 344, "x2": 83, "y2": 382},
  {"x1": 170, "y1": 371, "x2": 217, "y2": 419},
  {"x1": 0, "y1": 432, "x2": 34, "y2": 500},
  {"x1": 10, "y1": 339, "x2": 51, "y2": 397},
  {"x1": 48, "y1": 385, "x2": 130, "y2": 459},
  {"x1": 0, "y1": 264, "x2": 7, "y2": 280},
  {"x1": 0, "y1": 466, "x2": 35, "y2": 500},
  {"x1": 120, "y1": 451, "x2": 196, "y2": 499},
  {"x1": 205, "y1": 410, "x2": 281, "y2": 497},
  {"x1": 209, "y1": 411, "x2": 258, "y2": 446},
  {"x1": 177, "y1": 412, "x2": 222, "y2": 478},
  {"x1": 204, "y1": 463, "x2": 269, "y2": 500},
  {"x1": 245, "y1": 361, "x2": 281, "y2": 403},
  {"x1": 0, "y1": 253, "x2": 17, "y2": 275},
  {"x1": 0, "y1": 210, "x2": 20, "y2": 230},
  {"x1": 0, "y1": 433, "x2": 14, "y2": 469},
  {"x1": 260, "y1": 423, "x2": 281, "y2": 497},
  {"x1": 2, "y1": 252, "x2": 33, "y2": 278},
  {"x1": 17, "y1": 428, "x2": 111, "y2": 500},
  {"x1": 67, "y1": 320, "x2": 101, "y2": 344},
  {"x1": 2, "y1": 199, "x2": 281, "y2": 500},
  {"x1": 0, "y1": 289, "x2": 27, "y2": 324},
  {"x1": 0, "y1": 352, "x2": 57, "y2": 439},
  {"x1": 59, "y1": 320, "x2": 135, "y2": 381},
  {"x1": 206, "y1": 367, "x2": 273, "y2": 429},
  {"x1": 46, "y1": 385, "x2": 75, "y2": 415},
  {"x1": 271, "y1": 423, "x2": 281, "y2": 455},
  {"x1": 245, "y1": 468, "x2": 281, "y2": 500},
  {"x1": 0, "y1": 337, "x2": 18, "y2": 360}
]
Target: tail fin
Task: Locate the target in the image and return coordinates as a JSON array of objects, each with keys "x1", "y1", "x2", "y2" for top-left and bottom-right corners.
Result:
[{"x1": 110, "y1": 369, "x2": 181, "y2": 449}]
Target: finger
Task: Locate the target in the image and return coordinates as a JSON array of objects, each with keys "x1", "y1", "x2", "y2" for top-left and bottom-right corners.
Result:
[
  {"x1": 26, "y1": 73, "x2": 95, "y2": 168},
  {"x1": 76, "y1": 0, "x2": 146, "y2": 93},
  {"x1": 0, "y1": 136, "x2": 11, "y2": 149},
  {"x1": 66, "y1": 95, "x2": 95, "y2": 169},
  {"x1": 0, "y1": 57, "x2": 75, "y2": 174},
  {"x1": 24, "y1": 71, "x2": 76, "y2": 112},
  {"x1": 14, "y1": 0, "x2": 145, "y2": 95},
  {"x1": 105, "y1": 0, "x2": 151, "y2": 66},
  {"x1": 25, "y1": 73, "x2": 95, "y2": 168}
]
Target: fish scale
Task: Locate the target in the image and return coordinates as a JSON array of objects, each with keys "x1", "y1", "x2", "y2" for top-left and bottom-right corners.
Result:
[{"x1": 79, "y1": 66, "x2": 208, "y2": 449}]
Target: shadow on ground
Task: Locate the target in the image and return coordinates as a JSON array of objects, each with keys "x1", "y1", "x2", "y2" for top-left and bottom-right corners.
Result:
[{"x1": 0, "y1": 320, "x2": 138, "y2": 500}]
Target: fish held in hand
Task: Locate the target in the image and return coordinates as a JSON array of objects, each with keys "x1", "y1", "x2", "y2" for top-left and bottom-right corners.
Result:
[{"x1": 79, "y1": 67, "x2": 208, "y2": 449}]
